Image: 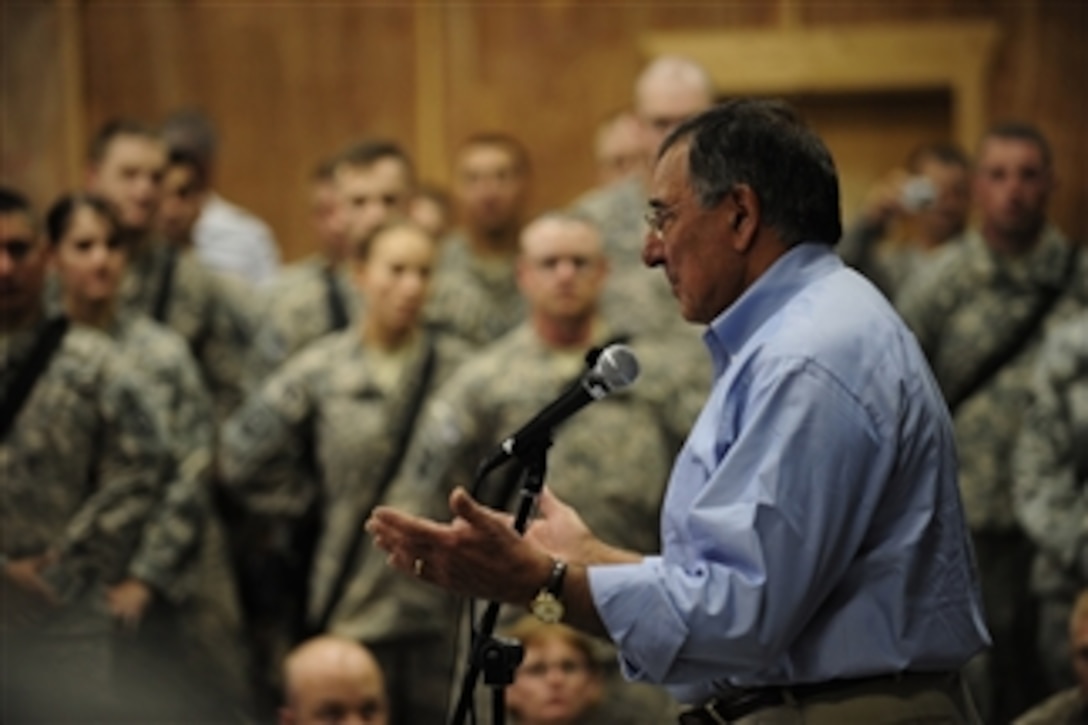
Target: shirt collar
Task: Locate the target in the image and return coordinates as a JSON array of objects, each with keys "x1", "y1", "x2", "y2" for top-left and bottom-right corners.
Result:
[{"x1": 703, "y1": 242, "x2": 842, "y2": 377}]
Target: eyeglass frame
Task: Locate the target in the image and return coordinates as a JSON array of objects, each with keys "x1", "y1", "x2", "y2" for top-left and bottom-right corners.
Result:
[{"x1": 643, "y1": 203, "x2": 680, "y2": 241}]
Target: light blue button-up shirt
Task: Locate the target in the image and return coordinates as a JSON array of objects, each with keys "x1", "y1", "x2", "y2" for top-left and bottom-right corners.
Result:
[{"x1": 588, "y1": 243, "x2": 990, "y2": 705}]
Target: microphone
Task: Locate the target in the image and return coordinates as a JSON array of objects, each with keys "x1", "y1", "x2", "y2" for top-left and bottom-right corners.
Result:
[{"x1": 476, "y1": 344, "x2": 640, "y2": 478}]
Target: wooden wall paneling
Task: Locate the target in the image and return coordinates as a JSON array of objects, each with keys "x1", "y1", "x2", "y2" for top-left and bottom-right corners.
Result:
[
  {"x1": 79, "y1": 2, "x2": 420, "y2": 262},
  {"x1": 438, "y1": 3, "x2": 779, "y2": 215},
  {"x1": 1, "y1": 0, "x2": 82, "y2": 209},
  {"x1": 20, "y1": 0, "x2": 1083, "y2": 252},
  {"x1": 80, "y1": 2, "x2": 162, "y2": 126},
  {"x1": 793, "y1": 91, "x2": 952, "y2": 227},
  {"x1": 640, "y1": 21, "x2": 999, "y2": 145},
  {"x1": 641, "y1": 20, "x2": 999, "y2": 227},
  {"x1": 206, "y1": 4, "x2": 418, "y2": 261},
  {"x1": 984, "y1": 0, "x2": 1087, "y2": 242},
  {"x1": 413, "y1": 2, "x2": 449, "y2": 189},
  {"x1": 58, "y1": 0, "x2": 86, "y2": 194}
]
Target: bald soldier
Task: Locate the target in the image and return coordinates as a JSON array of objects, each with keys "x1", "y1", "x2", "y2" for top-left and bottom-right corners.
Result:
[
  {"x1": 572, "y1": 55, "x2": 715, "y2": 337},
  {"x1": 384, "y1": 211, "x2": 708, "y2": 721},
  {"x1": 280, "y1": 636, "x2": 389, "y2": 725}
]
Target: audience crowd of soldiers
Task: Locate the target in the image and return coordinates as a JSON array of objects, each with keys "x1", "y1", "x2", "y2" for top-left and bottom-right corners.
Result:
[{"x1": 2, "y1": 55, "x2": 1086, "y2": 724}]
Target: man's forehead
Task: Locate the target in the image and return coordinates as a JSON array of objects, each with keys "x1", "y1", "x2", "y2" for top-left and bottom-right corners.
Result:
[
  {"x1": 458, "y1": 144, "x2": 519, "y2": 173},
  {"x1": 522, "y1": 218, "x2": 599, "y2": 252},
  {"x1": 339, "y1": 159, "x2": 406, "y2": 180},
  {"x1": 0, "y1": 212, "x2": 35, "y2": 241},
  {"x1": 337, "y1": 163, "x2": 409, "y2": 192},
  {"x1": 101, "y1": 134, "x2": 166, "y2": 164},
  {"x1": 649, "y1": 143, "x2": 691, "y2": 197},
  {"x1": 638, "y1": 81, "x2": 710, "y2": 117},
  {"x1": 977, "y1": 137, "x2": 1046, "y2": 167}
]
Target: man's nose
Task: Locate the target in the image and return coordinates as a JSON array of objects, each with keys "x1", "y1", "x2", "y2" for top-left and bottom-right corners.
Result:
[{"x1": 642, "y1": 232, "x2": 663, "y2": 268}]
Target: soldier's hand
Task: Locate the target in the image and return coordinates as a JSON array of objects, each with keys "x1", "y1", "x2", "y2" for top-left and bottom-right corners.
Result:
[
  {"x1": 858, "y1": 169, "x2": 913, "y2": 228},
  {"x1": 2, "y1": 553, "x2": 59, "y2": 627},
  {"x1": 107, "y1": 578, "x2": 153, "y2": 630}
]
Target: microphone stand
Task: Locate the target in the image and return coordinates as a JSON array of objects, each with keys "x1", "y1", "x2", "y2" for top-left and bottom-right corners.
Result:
[{"x1": 449, "y1": 437, "x2": 552, "y2": 725}]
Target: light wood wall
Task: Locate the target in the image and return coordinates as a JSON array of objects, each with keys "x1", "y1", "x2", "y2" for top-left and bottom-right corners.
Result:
[{"x1": 2, "y1": 0, "x2": 1084, "y2": 260}]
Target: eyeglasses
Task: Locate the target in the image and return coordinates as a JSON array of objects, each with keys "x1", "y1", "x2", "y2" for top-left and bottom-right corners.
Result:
[
  {"x1": 518, "y1": 659, "x2": 590, "y2": 679},
  {"x1": 643, "y1": 204, "x2": 678, "y2": 241}
]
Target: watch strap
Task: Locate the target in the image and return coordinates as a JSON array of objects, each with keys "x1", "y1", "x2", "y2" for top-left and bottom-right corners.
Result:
[{"x1": 544, "y1": 558, "x2": 567, "y2": 598}]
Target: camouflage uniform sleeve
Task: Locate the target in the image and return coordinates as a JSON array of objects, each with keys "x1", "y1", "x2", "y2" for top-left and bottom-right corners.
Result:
[
  {"x1": 201, "y1": 273, "x2": 260, "y2": 420},
  {"x1": 632, "y1": 332, "x2": 710, "y2": 453},
  {"x1": 1013, "y1": 316, "x2": 1088, "y2": 574},
  {"x1": 56, "y1": 355, "x2": 172, "y2": 593},
  {"x1": 383, "y1": 361, "x2": 488, "y2": 520},
  {"x1": 894, "y1": 252, "x2": 954, "y2": 357},
  {"x1": 127, "y1": 350, "x2": 215, "y2": 601},
  {"x1": 217, "y1": 351, "x2": 318, "y2": 517},
  {"x1": 246, "y1": 312, "x2": 291, "y2": 389}
]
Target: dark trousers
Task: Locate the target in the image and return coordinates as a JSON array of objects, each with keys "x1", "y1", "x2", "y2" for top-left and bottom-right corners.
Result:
[{"x1": 968, "y1": 529, "x2": 1047, "y2": 724}]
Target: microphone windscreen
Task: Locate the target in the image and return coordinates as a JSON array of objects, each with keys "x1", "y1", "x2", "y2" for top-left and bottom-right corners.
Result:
[{"x1": 594, "y1": 344, "x2": 639, "y2": 392}]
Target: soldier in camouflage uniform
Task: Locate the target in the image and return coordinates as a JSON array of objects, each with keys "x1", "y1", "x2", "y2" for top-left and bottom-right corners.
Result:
[
  {"x1": 250, "y1": 143, "x2": 416, "y2": 383},
  {"x1": 45, "y1": 191, "x2": 250, "y2": 716},
  {"x1": 86, "y1": 119, "x2": 257, "y2": 421},
  {"x1": 571, "y1": 56, "x2": 713, "y2": 339},
  {"x1": 837, "y1": 142, "x2": 971, "y2": 300},
  {"x1": 897, "y1": 122, "x2": 1088, "y2": 724},
  {"x1": 388, "y1": 212, "x2": 710, "y2": 723},
  {"x1": 220, "y1": 220, "x2": 471, "y2": 724},
  {"x1": 0, "y1": 187, "x2": 171, "y2": 719},
  {"x1": 1014, "y1": 310, "x2": 1088, "y2": 694},
  {"x1": 424, "y1": 133, "x2": 531, "y2": 347},
  {"x1": 243, "y1": 143, "x2": 418, "y2": 712}
]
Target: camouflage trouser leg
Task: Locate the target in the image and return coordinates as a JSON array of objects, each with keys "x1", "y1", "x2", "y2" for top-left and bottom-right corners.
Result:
[
  {"x1": 185, "y1": 513, "x2": 255, "y2": 714},
  {"x1": 1, "y1": 627, "x2": 117, "y2": 719}
]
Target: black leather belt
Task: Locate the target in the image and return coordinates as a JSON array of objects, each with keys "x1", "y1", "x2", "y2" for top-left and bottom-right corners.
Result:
[{"x1": 678, "y1": 671, "x2": 958, "y2": 725}]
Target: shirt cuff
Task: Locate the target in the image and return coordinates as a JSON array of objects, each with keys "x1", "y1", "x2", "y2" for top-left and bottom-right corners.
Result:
[{"x1": 588, "y1": 556, "x2": 689, "y2": 684}]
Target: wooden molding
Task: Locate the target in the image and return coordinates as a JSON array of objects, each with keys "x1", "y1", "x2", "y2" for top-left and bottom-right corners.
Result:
[
  {"x1": 58, "y1": 0, "x2": 87, "y2": 188},
  {"x1": 641, "y1": 20, "x2": 1000, "y2": 146},
  {"x1": 414, "y1": 2, "x2": 449, "y2": 186}
]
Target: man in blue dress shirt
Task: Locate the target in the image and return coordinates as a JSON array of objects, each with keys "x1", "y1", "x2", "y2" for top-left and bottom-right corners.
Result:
[{"x1": 368, "y1": 99, "x2": 990, "y2": 724}]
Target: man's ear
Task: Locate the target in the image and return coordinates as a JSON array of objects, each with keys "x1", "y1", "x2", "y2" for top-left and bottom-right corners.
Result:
[{"x1": 727, "y1": 184, "x2": 760, "y2": 253}]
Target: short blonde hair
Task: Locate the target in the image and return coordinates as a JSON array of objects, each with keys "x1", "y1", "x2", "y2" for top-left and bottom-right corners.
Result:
[
  {"x1": 349, "y1": 217, "x2": 433, "y2": 261},
  {"x1": 502, "y1": 615, "x2": 599, "y2": 673}
]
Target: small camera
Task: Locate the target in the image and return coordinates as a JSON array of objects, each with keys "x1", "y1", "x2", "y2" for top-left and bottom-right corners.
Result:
[{"x1": 900, "y1": 177, "x2": 937, "y2": 212}]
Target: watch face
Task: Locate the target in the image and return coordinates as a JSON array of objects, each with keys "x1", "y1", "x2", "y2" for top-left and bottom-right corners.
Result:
[{"x1": 531, "y1": 592, "x2": 564, "y2": 624}]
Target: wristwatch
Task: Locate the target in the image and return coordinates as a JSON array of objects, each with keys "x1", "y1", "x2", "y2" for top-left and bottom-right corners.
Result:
[{"x1": 530, "y1": 558, "x2": 568, "y2": 623}]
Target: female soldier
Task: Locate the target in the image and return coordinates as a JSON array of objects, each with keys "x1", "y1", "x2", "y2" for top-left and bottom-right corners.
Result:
[
  {"x1": 46, "y1": 193, "x2": 246, "y2": 717},
  {"x1": 219, "y1": 219, "x2": 471, "y2": 723}
]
